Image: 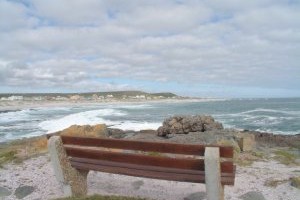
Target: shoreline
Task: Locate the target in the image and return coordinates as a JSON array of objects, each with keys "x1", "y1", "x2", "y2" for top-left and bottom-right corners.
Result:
[{"x1": 0, "y1": 98, "x2": 225, "y2": 112}]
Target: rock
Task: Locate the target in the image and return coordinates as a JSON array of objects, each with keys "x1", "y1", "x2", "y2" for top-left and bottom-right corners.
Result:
[
  {"x1": 157, "y1": 115, "x2": 223, "y2": 136},
  {"x1": 240, "y1": 191, "x2": 266, "y2": 200},
  {"x1": 184, "y1": 192, "x2": 206, "y2": 200},
  {"x1": 290, "y1": 176, "x2": 300, "y2": 189},
  {"x1": 237, "y1": 133, "x2": 256, "y2": 152},
  {"x1": 157, "y1": 126, "x2": 168, "y2": 137},
  {"x1": 14, "y1": 186, "x2": 35, "y2": 199},
  {"x1": 107, "y1": 128, "x2": 125, "y2": 138},
  {"x1": 247, "y1": 130, "x2": 300, "y2": 148},
  {"x1": 57, "y1": 124, "x2": 108, "y2": 138},
  {"x1": 0, "y1": 186, "x2": 11, "y2": 197}
]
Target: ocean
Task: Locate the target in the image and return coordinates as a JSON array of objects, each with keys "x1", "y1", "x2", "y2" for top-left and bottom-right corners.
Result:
[{"x1": 0, "y1": 98, "x2": 300, "y2": 143}]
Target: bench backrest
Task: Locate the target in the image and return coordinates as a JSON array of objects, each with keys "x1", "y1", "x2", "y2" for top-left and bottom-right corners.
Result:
[{"x1": 60, "y1": 135, "x2": 235, "y2": 185}]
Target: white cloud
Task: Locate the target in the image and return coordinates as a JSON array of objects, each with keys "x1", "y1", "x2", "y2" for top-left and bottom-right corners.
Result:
[
  {"x1": 0, "y1": 0, "x2": 38, "y2": 31},
  {"x1": 0, "y1": 0, "x2": 299, "y2": 96}
]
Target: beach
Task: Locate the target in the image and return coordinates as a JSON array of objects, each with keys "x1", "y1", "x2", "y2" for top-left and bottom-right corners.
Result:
[{"x1": 0, "y1": 99, "x2": 300, "y2": 199}]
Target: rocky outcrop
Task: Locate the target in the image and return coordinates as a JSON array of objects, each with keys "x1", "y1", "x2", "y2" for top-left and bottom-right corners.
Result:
[
  {"x1": 245, "y1": 131, "x2": 300, "y2": 148},
  {"x1": 57, "y1": 124, "x2": 108, "y2": 138},
  {"x1": 107, "y1": 128, "x2": 126, "y2": 138},
  {"x1": 157, "y1": 115, "x2": 223, "y2": 137}
]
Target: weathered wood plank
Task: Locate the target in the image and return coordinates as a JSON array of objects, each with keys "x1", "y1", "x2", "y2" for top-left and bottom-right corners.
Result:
[
  {"x1": 61, "y1": 136, "x2": 233, "y2": 158},
  {"x1": 70, "y1": 161, "x2": 235, "y2": 185},
  {"x1": 65, "y1": 146, "x2": 234, "y2": 173},
  {"x1": 70, "y1": 157, "x2": 235, "y2": 177}
]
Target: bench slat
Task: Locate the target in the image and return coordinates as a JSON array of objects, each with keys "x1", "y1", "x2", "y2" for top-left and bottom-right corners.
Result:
[
  {"x1": 70, "y1": 157, "x2": 235, "y2": 178},
  {"x1": 70, "y1": 161, "x2": 235, "y2": 185},
  {"x1": 65, "y1": 146, "x2": 234, "y2": 173},
  {"x1": 61, "y1": 136, "x2": 233, "y2": 158}
]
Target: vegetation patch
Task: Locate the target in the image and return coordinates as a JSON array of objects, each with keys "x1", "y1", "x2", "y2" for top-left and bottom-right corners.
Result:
[
  {"x1": 290, "y1": 176, "x2": 300, "y2": 189},
  {"x1": 0, "y1": 150, "x2": 17, "y2": 167},
  {"x1": 251, "y1": 151, "x2": 265, "y2": 159},
  {"x1": 54, "y1": 194, "x2": 148, "y2": 200},
  {"x1": 235, "y1": 151, "x2": 266, "y2": 166},
  {"x1": 273, "y1": 149, "x2": 298, "y2": 165},
  {"x1": 264, "y1": 178, "x2": 289, "y2": 187},
  {"x1": 0, "y1": 136, "x2": 49, "y2": 167}
]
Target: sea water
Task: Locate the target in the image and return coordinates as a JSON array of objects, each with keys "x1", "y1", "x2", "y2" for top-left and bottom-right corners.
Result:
[{"x1": 0, "y1": 98, "x2": 300, "y2": 142}]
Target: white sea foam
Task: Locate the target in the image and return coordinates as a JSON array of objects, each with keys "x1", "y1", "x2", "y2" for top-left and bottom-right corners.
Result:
[
  {"x1": 38, "y1": 107, "x2": 161, "y2": 133},
  {"x1": 107, "y1": 104, "x2": 154, "y2": 109},
  {"x1": 110, "y1": 121, "x2": 161, "y2": 131},
  {"x1": 34, "y1": 106, "x2": 72, "y2": 112},
  {"x1": 238, "y1": 108, "x2": 300, "y2": 116},
  {"x1": 0, "y1": 109, "x2": 32, "y2": 123},
  {"x1": 39, "y1": 108, "x2": 126, "y2": 133},
  {"x1": 255, "y1": 129, "x2": 300, "y2": 135}
]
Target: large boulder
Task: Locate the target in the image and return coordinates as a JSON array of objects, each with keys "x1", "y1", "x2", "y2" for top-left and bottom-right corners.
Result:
[
  {"x1": 157, "y1": 115, "x2": 223, "y2": 136},
  {"x1": 58, "y1": 124, "x2": 108, "y2": 138}
]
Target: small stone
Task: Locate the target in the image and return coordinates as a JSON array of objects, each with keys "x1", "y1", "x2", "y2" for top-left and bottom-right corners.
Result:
[
  {"x1": 14, "y1": 185, "x2": 35, "y2": 199},
  {"x1": 131, "y1": 180, "x2": 144, "y2": 190},
  {"x1": 0, "y1": 186, "x2": 12, "y2": 197},
  {"x1": 290, "y1": 176, "x2": 300, "y2": 189},
  {"x1": 184, "y1": 192, "x2": 206, "y2": 200},
  {"x1": 240, "y1": 191, "x2": 266, "y2": 200}
]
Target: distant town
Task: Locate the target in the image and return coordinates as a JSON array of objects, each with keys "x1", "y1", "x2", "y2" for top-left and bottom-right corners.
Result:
[{"x1": 0, "y1": 91, "x2": 186, "y2": 102}]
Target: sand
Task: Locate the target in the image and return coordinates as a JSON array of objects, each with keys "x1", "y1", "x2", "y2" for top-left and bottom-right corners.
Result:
[{"x1": 0, "y1": 154, "x2": 299, "y2": 200}]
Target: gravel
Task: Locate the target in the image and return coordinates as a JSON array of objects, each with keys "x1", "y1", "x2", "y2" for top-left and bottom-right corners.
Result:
[{"x1": 0, "y1": 155, "x2": 300, "y2": 200}]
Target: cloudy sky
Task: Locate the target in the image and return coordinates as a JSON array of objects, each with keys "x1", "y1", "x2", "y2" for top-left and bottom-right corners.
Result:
[{"x1": 0, "y1": 0, "x2": 299, "y2": 97}]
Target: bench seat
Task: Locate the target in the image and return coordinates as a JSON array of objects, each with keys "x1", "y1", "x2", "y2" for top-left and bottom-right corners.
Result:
[{"x1": 48, "y1": 135, "x2": 236, "y2": 200}]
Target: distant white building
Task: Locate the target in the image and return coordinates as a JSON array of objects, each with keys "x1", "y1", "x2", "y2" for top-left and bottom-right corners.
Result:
[
  {"x1": 33, "y1": 96, "x2": 43, "y2": 101},
  {"x1": 55, "y1": 96, "x2": 68, "y2": 101},
  {"x1": 136, "y1": 95, "x2": 146, "y2": 99},
  {"x1": 0, "y1": 97, "x2": 8, "y2": 101},
  {"x1": 70, "y1": 95, "x2": 82, "y2": 100},
  {"x1": 6, "y1": 96, "x2": 24, "y2": 101},
  {"x1": 106, "y1": 94, "x2": 114, "y2": 98}
]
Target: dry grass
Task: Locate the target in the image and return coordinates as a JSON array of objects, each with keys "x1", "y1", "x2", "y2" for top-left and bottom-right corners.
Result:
[
  {"x1": 0, "y1": 136, "x2": 48, "y2": 166},
  {"x1": 0, "y1": 149, "x2": 17, "y2": 167},
  {"x1": 235, "y1": 151, "x2": 266, "y2": 166},
  {"x1": 273, "y1": 149, "x2": 298, "y2": 165},
  {"x1": 264, "y1": 178, "x2": 289, "y2": 187}
]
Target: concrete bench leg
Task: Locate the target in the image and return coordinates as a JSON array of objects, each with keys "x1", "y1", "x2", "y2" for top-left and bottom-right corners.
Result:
[
  {"x1": 204, "y1": 147, "x2": 224, "y2": 200},
  {"x1": 48, "y1": 136, "x2": 89, "y2": 197}
]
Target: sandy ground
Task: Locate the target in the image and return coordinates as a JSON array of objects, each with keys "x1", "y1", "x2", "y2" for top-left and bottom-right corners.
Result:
[{"x1": 0, "y1": 154, "x2": 299, "y2": 200}]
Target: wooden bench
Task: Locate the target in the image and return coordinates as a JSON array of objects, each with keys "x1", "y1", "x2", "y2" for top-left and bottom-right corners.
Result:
[{"x1": 48, "y1": 135, "x2": 236, "y2": 200}]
